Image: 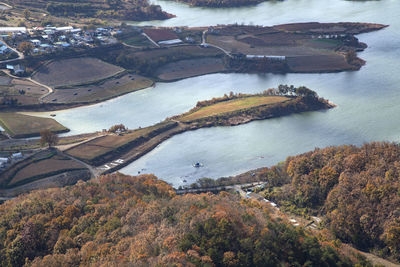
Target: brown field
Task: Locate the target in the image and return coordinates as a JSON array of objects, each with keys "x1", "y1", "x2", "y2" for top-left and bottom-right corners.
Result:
[
  {"x1": 143, "y1": 28, "x2": 179, "y2": 43},
  {"x1": 0, "y1": 73, "x2": 49, "y2": 107},
  {"x1": 0, "y1": 112, "x2": 69, "y2": 138},
  {"x1": 32, "y1": 57, "x2": 124, "y2": 87},
  {"x1": 238, "y1": 32, "x2": 307, "y2": 46},
  {"x1": 0, "y1": 150, "x2": 86, "y2": 189},
  {"x1": 130, "y1": 45, "x2": 224, "y2": 61},
  {"x1": 66, "y1": 122, "x2": 176, "y2": 162},
  {"x1": 9, "y1": 155, "x2": 84, "y2": 186},
  {"x1": 156, "y1": 57, "x2": 226, "y2": 81},
  {"x1": 207, "y1": 35, "x2": 327, "y2": 56},
  {"x1": 287, "y1": 54, "x2": 353, "y2": 72},
  {"x1": 43, "y1": 74, "x2": 153, "y2": 104},
  {"x1": 179, "y1": 96, "x2": 289, "y2": 122}
]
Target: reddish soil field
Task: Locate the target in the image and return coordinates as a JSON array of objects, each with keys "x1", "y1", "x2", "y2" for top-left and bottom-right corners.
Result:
[
  {"x1": 287, "y1": 54, "x2": 353, "y2": 72},
  {"x1": 143, "y1": 28, "x2": 179, "y2": 42}
]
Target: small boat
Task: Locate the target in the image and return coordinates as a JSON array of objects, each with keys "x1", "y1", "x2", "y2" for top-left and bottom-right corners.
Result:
[
  {"x1": 50, "y1": 114, "x2": 56, "y2": 117},
  {"x1": 193, "y1": 162, "x2": 203, "y2": 168}
]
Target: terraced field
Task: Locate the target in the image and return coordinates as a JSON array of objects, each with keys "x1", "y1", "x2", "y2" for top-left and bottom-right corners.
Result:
[
  {"x1": 66, "y1": 121, "x2": 177, "y2": 164},
  {"x1": 43, "y1": 74, "x2": 153, "y2": 104},
  {"x1": 0, "y1": 150, "x2": 87, "y2": 189},
  {"x1": 32, "y1": 57, "x2": 124, "y2": 87}
]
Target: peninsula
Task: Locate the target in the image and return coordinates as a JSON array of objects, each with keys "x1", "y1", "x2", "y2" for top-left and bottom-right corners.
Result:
[{"x1": 0, "y1": 86, "x2": 333, "y2": 197}]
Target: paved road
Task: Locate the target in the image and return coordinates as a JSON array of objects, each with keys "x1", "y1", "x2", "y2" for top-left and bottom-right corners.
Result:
[
  {"x1": 202, "y1": 29, "x2": 232, "y2": 57},
  {"x1": 0, "y1": 41, "x2": 24, "y2": 64}
]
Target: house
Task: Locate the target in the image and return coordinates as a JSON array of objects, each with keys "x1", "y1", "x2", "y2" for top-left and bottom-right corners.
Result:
[
  {"x1": 143, "y1": 28, "x2": 182, "y2": 46},
  {"x1": 7, "y1": 64, "x2": 25, "y2": 76},
  {"x1": 30, "y1": 39, "x2": 41, "y2": 46},
  {"x1": 0, "y1": 45, "x2": 9, "y2": 54},
  {"x1": 11, "y1": 152, "x2": 22, "y2": 159},
  {"x1": 0, "y1": 27, "x2": 27, "y2": 34},
  {"x1": 55, "y1": 26, "x2": 73, "y2": 32},
  {"x1": 0, "y1": 157, "x2": 7, "y2": 168}
]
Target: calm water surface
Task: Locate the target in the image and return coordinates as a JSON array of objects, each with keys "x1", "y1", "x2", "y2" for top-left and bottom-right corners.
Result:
[{"x1": 32, "y1": 0, "x2": 400, "y2": 186}]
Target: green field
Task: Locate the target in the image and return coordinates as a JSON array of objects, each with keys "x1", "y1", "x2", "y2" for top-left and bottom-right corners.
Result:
[
  {"x1": 0, "y1": 113, "x2": 69, "y2": 138},
  {"x1": 122, "y1": 34, "x2": 154, "y2": 47},
  {"x1": 179, "y1": 96, "x2": 289, "y2": 122}
]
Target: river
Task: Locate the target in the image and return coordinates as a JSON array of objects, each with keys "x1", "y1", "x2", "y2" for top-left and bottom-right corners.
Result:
[{"x1": 32, "y1": 0, "x2": 400, "y2": 186}]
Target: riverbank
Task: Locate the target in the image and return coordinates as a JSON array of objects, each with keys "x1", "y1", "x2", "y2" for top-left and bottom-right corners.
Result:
[
  {"x1": 64, "y1": 86, "x2": 333, "y2": 175},
  {"x1": 0, "y1": 23, "x2": 385, "y2": 113}
]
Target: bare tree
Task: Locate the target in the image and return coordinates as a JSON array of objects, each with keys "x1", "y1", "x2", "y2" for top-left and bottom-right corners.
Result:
[{"x1": 40, "y1": 129, "x2": 59, "y2": 148}]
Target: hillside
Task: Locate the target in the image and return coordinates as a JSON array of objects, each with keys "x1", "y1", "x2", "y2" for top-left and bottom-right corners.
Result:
[
  {"x1": 255, "y1": 142, "x2": 400, "y2": 263},
  {"x1": 0, "y1": 173, "x2": 362, "y2": 266},
  {"x1": 6, "y1": 0, "x2": 173, "y2": 21}
]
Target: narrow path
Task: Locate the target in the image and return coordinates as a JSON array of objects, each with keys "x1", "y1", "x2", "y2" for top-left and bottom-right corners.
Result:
[
  {"x1": 0, "y1": 41, "x2": 24, "y2": 64},
  {"x1": 142, "y1": 33, "x2": 160, "y2": 48},
  {"x1": 29, "y1": 78, "x2": 54, "y2": 103},
  {"x1": 0, "y1": 2, "x2": 12, "y2": 8},
  {"x1": 202, "y1": 29, "x2": 232, "y2": 57},
  {"x1": 59, "y1": 150, "x2": 98, "y2": 178},
  {"x1": 1, "y1": 70, "x2": 53, "y2": 103}
]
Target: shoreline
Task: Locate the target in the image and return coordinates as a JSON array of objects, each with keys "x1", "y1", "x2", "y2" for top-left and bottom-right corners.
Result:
[{"x1": 65, "y1": 92, "x2": 334, "y2": 174}]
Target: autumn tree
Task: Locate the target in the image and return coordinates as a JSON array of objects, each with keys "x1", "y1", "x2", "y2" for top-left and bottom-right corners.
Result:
[
  {"x1": 18, "y1": 41, "x2": 34, "y2": 55},
  {"x1": 23, "y1": 9, "x2": 31, "y2": 20},
  {"x1": 40, "y1": 129, "x2": 59, "y2": 148},
  {"x1": 108, "y1": 124, "x2": 127, "y2": 133}
]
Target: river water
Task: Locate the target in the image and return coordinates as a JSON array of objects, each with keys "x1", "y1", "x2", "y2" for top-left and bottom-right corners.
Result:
[{"x1": 32, "y1": 0, "x2": 400, "y2": 186}]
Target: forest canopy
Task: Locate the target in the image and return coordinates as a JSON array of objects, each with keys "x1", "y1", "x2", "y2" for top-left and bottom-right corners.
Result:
[
  {"x1": 0, "y1": 173, "x2": 357, "y2": 266},
  {"x1": 259, "y1": 142, "x2": 400, "y2": 262}
]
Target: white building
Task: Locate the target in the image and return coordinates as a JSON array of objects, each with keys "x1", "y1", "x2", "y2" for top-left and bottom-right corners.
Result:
[
  {"x1": 246, "y1": 55, "x2": 286, "y2": 61},
  {"x1": 0, "y1": 27, "x2": 27, "y2": 34}
]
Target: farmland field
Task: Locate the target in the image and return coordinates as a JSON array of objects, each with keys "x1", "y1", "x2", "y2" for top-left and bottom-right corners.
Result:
[
  {"x1": 179, "y1": 96, "x2": 289, "y2": 122},
  {"x1": 156, "y1": 57, "x2": 226, "y2": 81},
  {"x1": 0, "y1": 72, "x2": 49, "y2": 107},
  {"x1": 43, "y1": 74, "x2": 153, "y2": 104},
  {"x1": 9, "y1": 154, "x2": 85, "y2": 186},
  {"x1": 127, "y1": 45, "x2": 224, "y2": 62},
  {"x1": 0, "y1": 112, "x2": 69, "y2": 138},
  {"x1": 121, "y1": 33, "x2": 155, "y2": 47},
  {"x1": 32, "y1": 57, "x2": 124, "y2": 87},
  {"x1": 66, "y1": 121, "x2": 177, "y2": 163},
  {"x1": 0, "y1": 150, "x2": 87, "y2": 189},
  {"x1": 286, "y1": 55, "x2": 352, "y2": 72}
]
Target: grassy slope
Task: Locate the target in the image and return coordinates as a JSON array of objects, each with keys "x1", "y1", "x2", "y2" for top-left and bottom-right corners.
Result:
[
  {"x1": 0, "y1": 112, "x2": 68, "y2": 138},
  {"x1": 179, "y1": 96, "x2": 289, "y2": 122}
]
